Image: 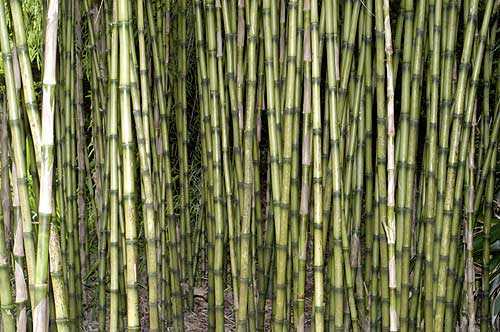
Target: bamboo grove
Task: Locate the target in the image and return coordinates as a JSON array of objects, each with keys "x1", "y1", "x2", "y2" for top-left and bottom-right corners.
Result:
[{"x1": 0, "y1": 0, "x2": 499, "y2": 331}]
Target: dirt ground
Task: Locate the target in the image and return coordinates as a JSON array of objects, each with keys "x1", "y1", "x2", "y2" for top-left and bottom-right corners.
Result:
[
  {"x1": 82, "y1": 266, "x2": 314, "y2": 331},
  {"x1": 182, "y1": 268, "x2": 314, "y2": 331}
]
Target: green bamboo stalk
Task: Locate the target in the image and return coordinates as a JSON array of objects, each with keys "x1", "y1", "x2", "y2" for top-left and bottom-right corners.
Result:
[
  {"x1": 337, "y1": 0, "x2": 361, "y2": 138},
  {"x1": 374, "y1": 0, "x2": 390, "y2": 329},
  {"x1": 137, "y1": 1, "x2": 165, "y2": 323},
  {"x1": 481, "y1": 143, "x2": 496, "y2": 331},
  {"x1": 203, "y1": 1, "x2": 230, "y2": 329},
  {"x1": 216, "y1": 0, "x2": 240, "y2": 319},
  {"x1": 128, "y1": 27, "x2": 162, "y2": 332},
  {"x1": 353, "y1": 72, "x2": 366, "y2": 327},
  {"x1": 11, "y1": 166, "x2": 27, "y2": 331},
  {"x1": 0, "y1": 0, "x2": 36, "y2": 309},
  {"x1": 74, "y1": 0, "x2": 88, "y2": 283},
  {"x1": 433, "y1": 1, "x2": 490, "y2": 330},
  {"x1": 262, "y1": 0, "x2": 283, "y2": 261},
  {"x1": 0, "y1": 118, "x2": 15, "y2": 332},
  {"x1": 253, "y1": 35, "x2": 266, "y2": 332},
  {"x1": 443, "y1": 4, "x2": 495, "y2": 327},
  {"x1": 9, "y1": 0, "x2": 42, "y2": 172},
  {"x1": 464, "y1": 124, "x2": 476, "y2": 331},
  {"x1": 96, "y1": 151, "x2": 108, "y2": 332},
  {"x1": 48, "y1": 225, "x2": 70, "y2": 332},
  {"x1": 146, "y1": 1, "x2": 184, "y2": 328},
  {"x1": 277, "y1": 0, "x2": 287, "y2": 116},
  {"x1": 221, "y1": 0, "x2": 243, "y2": 183},
  {"x1": 381, "y1": 2, "x2": 397, "y2": 331},
  {"x1": 55, "y1": 92, "x2": 77, "y2": 326},
  {"x1": 33, "y1": 0, "x2": 59, "y2": 329},
  {"x1": 82, "y1": 0, "x2": 106, "y2": 196},
  {"x1": 6, "y1": 14, "x2": 39, "y2": 212},
  {"x1": 236, "y1": 0, "x2": 258, "y2": 330},
  {"x1": 395, "y1": 0, "x2": 414, "y2": 310},
  {"x1": 108, "y1": 0, "x2": 119, "y2": 329},
  {"x1": 408, "y1": 5, "x2": 437, "y2": 322},
  {"x1": 399, "y1": 1, "x2": 426, "y2": 330},
  {"x1": 161, "y1": 4, "x2": 170, "y2": 104},
  {"x1": 0, "y1": 100, "x2": 16, "y2": 332},
  {"x1": 393, "y1": 2, "x2": 404, "y2": 80},
  {"x1": 125, "y1": 0, "x2": 154, "y2": 321},
  {"x1": 409, "y1": 216, "x2": 425, "y2": 329},
  {"x1": 82, "y1": 0, "x2": 106, "y2": 109},
  {"x1": 274, "y1": 0, "x2": 298, "y2": 328},
  {"x1": 422, "y1": 0, "x2": 442, "y2": 328},
  {"x1": 117, "y1": 164, "x2": 127, "y2": 331},
  {"x1": 473, "y1": 110, "x2": 500, "y2": 214},
  {"x1": 61, "y1": 0, "x2": 80, "y2": 322},
  {"x1": 479, "y1": 30, "x2": 493, "y2": 167},
  {"x1": 370, "y1": 183, "x2": 381, "y2": 329},
  {"x1": 362, "y1": 0, "x2": 374, "y2": 291},
  {"x1": 433, "y1": 0, "x2": 459, "y2": 286},
  {"x1": 310, "y1": 0, "x2": 325, "y2": 329},
  {"x1": 337, "y1": 12, "x2": 365, "y2": 328},
  {"x1": 340, "y1": 0, "x2": 352, "y2": 70},
  {"x1": 0, "y1": 98, "x2": 10, "y2": 251},
  {"x1": 290, "y1": 0, "x2": 304, "y2": 328},
  {"x1": 235, "y1": 0, "x2": 247, "y2": 159},
  {"x1": 295, "y1": 4, "x2": 311, "y2": 329},
  {"x1": 193, "y1": 1, "x2": 216, "y2": 328},
  {"x1": 175, "y1": 1, "x2": 192, "y2": 304},
  {"x1": 325, "y1": 0, "x2": 347, "y2": 328},
  {"x1": 117, "y1": 0, "x2": 140, "y2": 328}
]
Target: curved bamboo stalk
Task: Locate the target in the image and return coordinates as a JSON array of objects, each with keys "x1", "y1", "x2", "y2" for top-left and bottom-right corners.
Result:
[
  {"x1": 0, "y1": 0, "x2": 36, "y2": 309},
  {"x1": 9, "y1": 0, "x2": 42, "y2": 173}
]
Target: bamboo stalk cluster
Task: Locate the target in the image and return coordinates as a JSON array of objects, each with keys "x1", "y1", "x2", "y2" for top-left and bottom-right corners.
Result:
[{"x1": 0, "y1": 0, "x2": 499, "y2": 331}]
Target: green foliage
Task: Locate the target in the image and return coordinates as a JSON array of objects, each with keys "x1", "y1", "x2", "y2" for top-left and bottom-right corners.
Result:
[
  {"x1": 21, "y1": 0, "x2": 43, "y2": 68},
  {"x1": 0, "y1": 0, "x2": 42, "y2": 84}
]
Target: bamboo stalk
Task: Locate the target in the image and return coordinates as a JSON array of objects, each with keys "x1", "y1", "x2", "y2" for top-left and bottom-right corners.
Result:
[
  {"x1": 0, "y1": 104, "x2": 15, "y2": 331},
  {"x1": 0, "y1": 0, "x2": 36, "y2": 309},
  {"x1": 117, "y1": 0, "x2": 140, "y2": 328},
  {"x1": 33, "y1": 0, "x2": 59, "y2": 329}
]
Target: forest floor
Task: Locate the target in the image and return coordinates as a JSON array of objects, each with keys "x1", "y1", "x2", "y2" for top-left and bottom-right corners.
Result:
[
  {"x1": 82, "y1": 265, "x2": 314, "y2": 331},
  {"x1": 183, "y1": 272, "x2": 314, "y2": 331}
]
